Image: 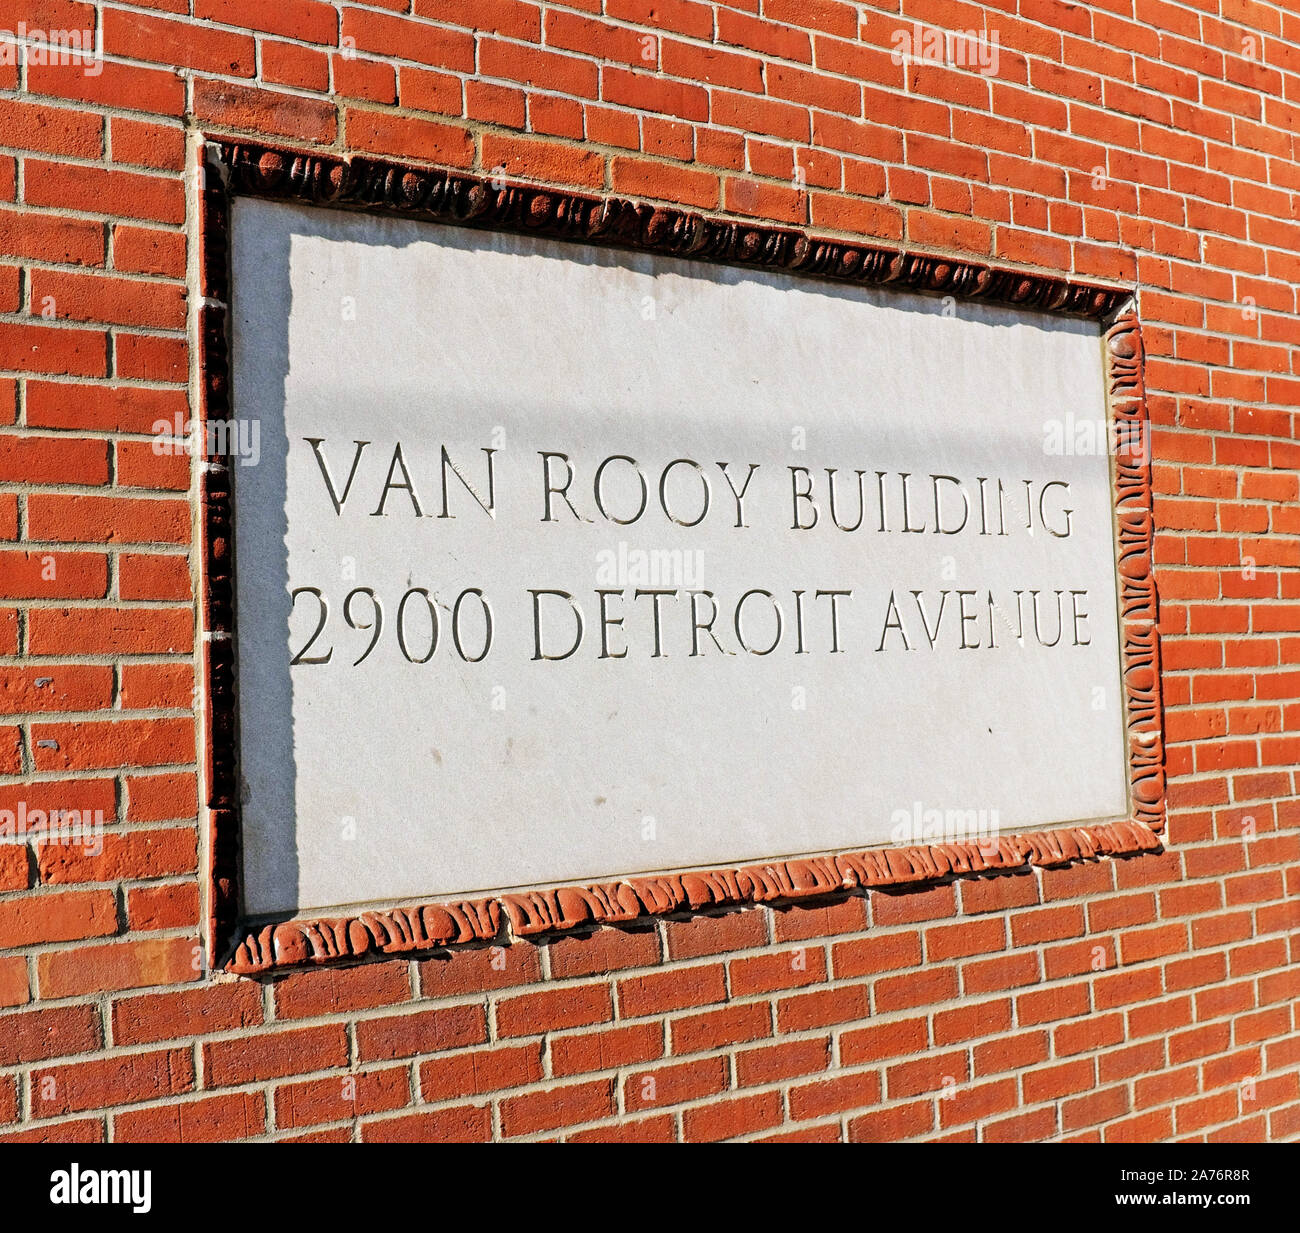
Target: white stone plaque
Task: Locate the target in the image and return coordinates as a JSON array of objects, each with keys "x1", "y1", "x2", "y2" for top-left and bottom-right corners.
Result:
[{"x1": 229, "y1": 197, "x2": 1129, "y2": 918}]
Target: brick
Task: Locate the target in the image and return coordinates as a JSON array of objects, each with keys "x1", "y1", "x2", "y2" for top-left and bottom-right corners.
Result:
[
  {"x1": 104, "y1": 8, "x2": 255, "y2": 75},
  {"x1": 356, "y1": 1005, "x2": 486, "y2": 1062},
  {"x1": 603, "y1": 66, "x2": 708, "y2": 120},
  {"x1": 0, "y1": 1004, "x2": 100, "y2": 1066},
  {"x1": 0, "y1": 211, "x2": 104, "y2": 266},
  {"x1": 0, "y1": 724, "x2": 19, "y2": 772},
  {"x1": 960, "y1": 873, "x2": 1040, "y2": 913},
  {"x1": 119, "y1": 662, "x2": 193, "y2": 710},
  {"x1": 0, "y1": 324, "x2": 106, "y2": 377},
  {"x1": 345, "y1": 109, "x2": 472, "y2": 166},
  {"x1": 934, "y1": 998, "x2": 1013, "y2": 1045},
  {"x1": 0, "y1": 1118, "x2": 105, "y2": 1144},
  {"x1": 849, "y1": 1099, "x2": 935, "y2": 1142},
  {"x1": 0, "y1": 888, "x2": 117, "y2": 948},
  {"x1": 30, "y1": 269, "x2": 185, "y2": 330},
  {"x1": 481, "y1": 133, "x2": 604, "y2": 188},
  {"x1": 38, "y1": 937, "x2": 198, "y2": 998},
  {"x1": 683, "y1": 1090, "x2": 782, "y2": 1141},
  {"x1": 790, "y1": 1070, "x2": 882, "y2": 1120},
  {"x1": 527, "y1": 93, "x2": 584, "y2": 139},
  {"x1": 0, "y1": 777, "x2": 115, "y2": 835},
  {"x1": 276, "y1": 1068, "x2": 409, "y2": 1129},
  {"x1": 984, "y1": 1106, "x2": 1058, "y2": 1143},
  {"x1": 1023, "y1": 1058, "x2": 1096, "y2": 1103},
  {"x1": 567, "y1": 1114, "x2": 676, "y2": 1143},
  {"x1": 273, "y1": 963, "x2": 411, "y2": 1019},
  {"x1": 1062, "y1": 1083, "x2": 1131, "y2": 1131},
  {"x1": 1009, "y1": 904, "x2": 1086, "y2": 947},
  {"x1": 832, "y1": 931, "x2": 922, "y2": 977},
  {"x1": 28, "y1": 58, "x2": 184, "y2": 116},
  {"x1": 940, "y1": 1077, "x2": 1019, "y2": 1129},
  {"x1": 28, "y1": 609, "x2": 193, "y2": 657},
  {"x1": 418, "y1": 944, "x2": 540, "y2": 997},
  {"x1": 770, "y1": 894, "x2": 867, "y2": 941},
  {"x1": 125, "y1": 773, "x2": 196, "y2": 824},
  {"x1": 362, "y1": 1105, "x2": 490, "y2": 1143},
  {"x1": 777, "y1": 983, "x2": 869, "y2": 1031},
  {"x1": 115, "y1": 1092, "x2": 265, "y2": 1142},
  {"x1": 198, "y1": 0, "x2": 338, "y2": 43},
  {"x1": 841, "y1": 1017, "x2": 927, "y2": 1065},
  {"x1": 663, "y1": 908, "x2": 766, "y2": 959},
  {"x1": 624, "y1": 1056, "x2": 726, "y2": 1111},
  {"x1": 113, "y1": 226, "x2": 186, "y2": 279},
  {"x1": 0, "y1": 99, "x2": 101, "y2": 158},
  {"x1": 0, "y1": 665, "x2": 111, "y2": 710},
  {"x1": 973, "y1": 1031, "x2": 1050, "y2": 1076},
  {"x1": 0, "y1": 956, "x2": 28, "y2": 1007},
  {"x1": 728, "y1": 945, "x2": 826, "y2": 995},
  {"x1": 546, "y1": 925, "x2": 659, "y2": 978},
  {"x1": 118, "y1": 554, "x2": 192, "y2": 601},
  {"x1": 341, "y1": 8, "x2": 473, "y2": 70},
  {"x1": 26, "y1": 382, "x2": 186, "y2": 434},
  {"x1": 31, "y1": 718, "x2": 194, "y2": 772},
  {"x1": 551, "y1": 1022, "x2": 663, "y2": 1076},
  {"x1": 925, "y1": 917, "x2": 1006, "y2": 960},
  {"x1": 670, "y1": 1002, "x2": 770, "y2": 1055},
  {"x1": 109, "y1": 118, "x2": 186, "y2": 173},
  {"x1": 871, "y1": 883, "x2": 956, "y2": 925},
  {"x1": 1055, "y1": 1012, "x2": 1125, "y2": 1057},
  {"x1": 419, "y1": 1043, "x2": 542, "y2": 1101},
  {"x1": 194, "y1": 79, "x2": 336, "y2": 144},
  {"x1": 736, "y1": 1036, "x2": 829, "y2": 1087},
  {"x1": 1093, "y1": 965, "x2": 1164, "y2": 1011},
  {"x1": 888, "y1": 1046, "x2": 971, "y2": 1100},
  {"x1": 126, "y1": 883, "x2": 199, "y2": 932},
  {"x1": 1017, "y1": 983, "x2": 1091, "y2": 1026},
  {"x1": 618, "y1": 963, "x2": 726, "y2": 1017},
  {"x1": 27, "y1": 494, "x2": 189, "y2": 545},
  {"x1": 401, "y1": 66, "x2": 462, "y2": 116},
  {"x1": 33, "y1": 1048, "x2": 193, "y2": 1116},
  {"x1": 112, "y1": 983, "x2": 263, "y2": 1046},
  {"x1": 875, "y1": 965, "x2": 958, "y2": 1012},
  {"x1": 500, "y1": 1080, "x2": 614, "y2": 1136},
  {"x1": 717, "y1": 8, "x2": 810, "y2": 62},
  {"x1": 37, "y1": 828, "x2": 195, "y2": 885},
  {"x1": 1088, "y1": 892, "x2": 1158, "y2": 931},
  {"x1": 496, "y1": 983, "x2": 612, "y2": 1037},
  {"x1": 261, "y1": 40, "x2": 331, "y2": 92},
  {"x1": 205, "y1": 1025, "x2": 348, "y2": 1087},
  {"x1": 0, "y1": 552, "x2": 108, "y2": 600}
]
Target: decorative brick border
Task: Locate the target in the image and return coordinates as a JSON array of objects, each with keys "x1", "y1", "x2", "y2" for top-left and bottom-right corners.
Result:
[{"x1": 195, "y1": 138, "x2": 1165, "y2": 977}]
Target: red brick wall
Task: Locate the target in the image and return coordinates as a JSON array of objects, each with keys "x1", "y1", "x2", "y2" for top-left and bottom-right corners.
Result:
[{"x1": 0, "y1": 0, "x2": 1296, "y2": 1143}]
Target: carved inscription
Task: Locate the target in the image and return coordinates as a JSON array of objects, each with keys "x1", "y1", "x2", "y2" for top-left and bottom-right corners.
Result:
[
  {"x1": 225, "y1": 194, "x2": 1136, "y2": 922},
  {"x1": 289, "y1": 447, "x2": 1099, "y2": 666}
]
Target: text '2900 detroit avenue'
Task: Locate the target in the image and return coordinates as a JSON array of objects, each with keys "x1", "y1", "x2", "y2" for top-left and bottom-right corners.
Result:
[{"x1": 290, "y1": 439, "x2": 1099, "y2": 665}]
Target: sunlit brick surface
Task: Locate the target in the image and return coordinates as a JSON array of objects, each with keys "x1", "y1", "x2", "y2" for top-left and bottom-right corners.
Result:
[{"x1": 0, "y1": 0, "x2": 1295, "y2": 1142}]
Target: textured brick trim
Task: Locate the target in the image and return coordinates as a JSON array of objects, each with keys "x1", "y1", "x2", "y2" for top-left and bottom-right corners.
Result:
[{"x1": 195, "y1": 139, "x2": 1165, "y2": 978}]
